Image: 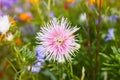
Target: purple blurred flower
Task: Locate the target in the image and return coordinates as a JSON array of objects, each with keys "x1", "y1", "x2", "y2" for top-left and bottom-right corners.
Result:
[
  {"x1": 109, "y1": 15, "x2": 118, "y2": 22},
  {"x1": 0, "y1": 0, "x2": 18, "y2": 8},
  {"x1": 35, "y1": 46, "x2": 46, "y2": 61},
  {"x1": 21, "y1": 25, "x2": 37, "y2": 36},
  {"x1": 49, "y1": 11, "x2": 54, "y2": 19},
  {"x1": 95, "y1": 19, "x2": 99, "y2": 24},
  {"x1": 15, "y1": 7, "x2": 23, "y2": 13},
  {"x1": 30, "y1": 61, "x2": 43, "y2": 73},
  {"x1": 0, "y1": 10, "x2": 4, "y2": 16},
  {"x1": 105, "y1": 28, "x2": 114, "y2": 41},
  {"x1": 29, "y1": 46, "x2": 46, "y2": 73}
]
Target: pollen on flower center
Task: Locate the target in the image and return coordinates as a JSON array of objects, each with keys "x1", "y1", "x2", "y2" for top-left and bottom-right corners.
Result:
[{"x1": 54, "y1": 36, "x2": 64, "y2": 45}]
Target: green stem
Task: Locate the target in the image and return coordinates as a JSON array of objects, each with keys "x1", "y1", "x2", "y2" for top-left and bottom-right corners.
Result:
[
  {"x1": 6, "y1": 58, "x2": 17, "y2": 73},
  {"x1": 15, "y1": 71, "x2": 21, "y2": 80},
  {"x1": 86, "y1": 17, "x2": 94, "y2": 79},
  {"x1": 68, "y1": 62, "x2": 80, "y2": 80},
  {"x1": 33, "y1": 2, "x2": 44, "y2": 24},
  {"x1": 95, "y1": 0, "x2": 102, "y2": 78},
  {"x1": 32, "y1": 76, "x2": 35, "y2": 80},
  {"x1": 48, "y1": 0, "x2": 51, "y2": 21},
  {"x1": 13, "y1": 47, "x2": 22, "y2": 66},
  {"x1": 57, "y1": 63, "x2": 62, "y2": 80},
  {"x1": 19, "y1": 71, "x2": 23, "y2": 80},
  {"x1": 65, "y1": 64, "x2": 71, "y2": 79},
  {"x1": 69, "y1": 62, "x2": 73, "y2": 76}
]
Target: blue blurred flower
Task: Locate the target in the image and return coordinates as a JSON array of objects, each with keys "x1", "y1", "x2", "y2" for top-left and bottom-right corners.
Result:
[
  {"x1": 35, "y1": 46, "x2": 46, "y2": 61},
  {"x1": 95, "y1": 19, "x2": 99, "y2": 24},
  {"x1": 29, "y1": 46, "x2": 46, "y2": 73},
  {"x1": 30, "y1": 61, "x2": 43, "y2": 73},
  {"x1": 49, "y1": 11, "x2": 54, "y2": 19},
  {"x1": 109, "y1": 15, "x2": 118, "y2": 22},
  {"x1": 105, "y1": 28, "x2": 114, "y2": 41}
]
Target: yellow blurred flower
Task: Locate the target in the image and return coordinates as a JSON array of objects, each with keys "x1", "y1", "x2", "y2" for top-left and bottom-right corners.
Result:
[
  {"x1": 97, "y1": 0, "x2": 102, "y2": 8},
  {"x1": 16, "y1": 38, "x2": 22, "y2": 46},
  {"x1": 89, "y1": 0, "x2": 102, "y2": 8},
  {"x1": 26, "y1": 0, "x2": 39, "y2": 3},
  {"x1": 19, "y1": 13, "x2": 32, "y2": 22},
  {"x1": 9, "y1": 17, "x2": 16, "y2": 27},
  {"x1": 89, "y1": 0, "x2": 96, "y2": 6},
  {"x1": 66, "y1": 0, "x2": 75, "y2": 3},
  {"x1": 0, "y1": 34, "x2": 4, "y2": 41}
]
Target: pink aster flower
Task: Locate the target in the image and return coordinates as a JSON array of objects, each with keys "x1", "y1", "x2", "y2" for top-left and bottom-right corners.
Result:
[{"x1": 36, "y1": 18, "x2": 80, "y2": 63}]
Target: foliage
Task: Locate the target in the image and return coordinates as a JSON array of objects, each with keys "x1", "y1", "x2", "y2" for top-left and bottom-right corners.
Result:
[{"x1": 0, "y1": 0, "x2": 120, "y2": 80}]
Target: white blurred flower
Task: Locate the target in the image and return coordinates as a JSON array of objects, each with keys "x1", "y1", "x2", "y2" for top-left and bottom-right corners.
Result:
[
  {"x1": 0, "y1": 15, "x2": 11, "y2": 34},
  {"x1": 105, "y1": 28, "x2": 114, "y2": 41},
  {"x1": 79, "y1": 13, "x2": 87, "y2": 22},
  {"x1": 101, "y1": 15, "x2": 108, "y2": 22},
  {"x1": 7, "y1": 33, "x2": 13, "y2": 41}
]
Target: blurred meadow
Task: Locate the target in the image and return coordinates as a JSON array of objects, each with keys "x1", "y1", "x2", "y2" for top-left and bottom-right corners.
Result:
[{"x1": 0, "y1": 0, "x2": 120, "y2": 80}]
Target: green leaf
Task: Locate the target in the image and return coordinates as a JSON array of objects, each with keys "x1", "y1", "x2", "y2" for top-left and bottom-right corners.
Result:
[
  {"x1": 111, "y1": 46, "x2": 118, "y2": 54},
  {"x1": 99, "y1": 53, "x2": 110, "y2": 60},
  {"x1": 42, "y1": 70, "x2": 57, "y2": 80},
  {"x1": 103, "y1": 63, "x2": 120, "y2": 67},
  {"x1": 118, "y1": 48, "x2": 120, "y2": 53}
]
